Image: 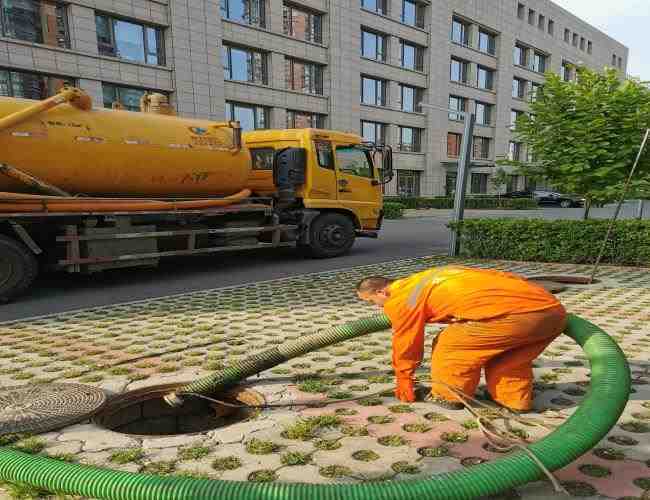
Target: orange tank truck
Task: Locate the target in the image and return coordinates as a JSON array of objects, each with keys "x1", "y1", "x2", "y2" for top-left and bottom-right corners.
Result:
[{"x1": 0, "y1": 88, "x2": 393, "y2": 302}]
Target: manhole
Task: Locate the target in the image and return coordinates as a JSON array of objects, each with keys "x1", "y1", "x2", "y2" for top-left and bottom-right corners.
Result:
[
  {"x1": 529, "y1": 279, "x2": 567, "y2": 294},
  {"x1": 0, "y1": 383, "x2": 107, "y2": 435},
  {"x1": 93, "y1": 383, "x2": 264, "y2": 436}
]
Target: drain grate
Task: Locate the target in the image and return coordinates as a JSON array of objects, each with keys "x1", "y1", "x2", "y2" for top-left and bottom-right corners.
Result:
[{"x1": 0, "y1": 383, "x2": 107, "y2": 435}]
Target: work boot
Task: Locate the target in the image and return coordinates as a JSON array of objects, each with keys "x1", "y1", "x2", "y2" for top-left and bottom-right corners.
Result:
[{"x1": 481, "y1": 390, "x2": 532, "y2": 415}]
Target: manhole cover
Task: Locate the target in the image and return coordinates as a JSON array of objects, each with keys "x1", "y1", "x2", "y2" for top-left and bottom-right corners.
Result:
[
  {"x1": 93, "y1": 382, "x2": 264, "y2": 436},
  {"x1": 0, "y1": 383, "x2": 107, "y2": 435},
  {"x1": 529, "y1": 279, "x2": 567, "y2": 294},
  {"x1": 530, "y1": 275, "x2": 599, "y2": 285}
]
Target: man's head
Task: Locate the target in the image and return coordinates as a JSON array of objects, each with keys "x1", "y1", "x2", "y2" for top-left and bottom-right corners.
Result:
[{"x1": 357, "y1": 276, "x2": 394, "y2": 306}]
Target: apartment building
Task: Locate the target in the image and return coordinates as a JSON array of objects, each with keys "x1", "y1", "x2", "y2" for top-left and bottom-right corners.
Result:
[{"x1": 0, "y1": 0, "x2": 628, "y2": 196}]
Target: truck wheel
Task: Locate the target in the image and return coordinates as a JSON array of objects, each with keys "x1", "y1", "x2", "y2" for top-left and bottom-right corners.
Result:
[
  {"x1": 0, "y1": 235, "x2": 38, "y2": 303},
  {"x1": 307, "y1": 213, "x2": 355, "y2": 259}
]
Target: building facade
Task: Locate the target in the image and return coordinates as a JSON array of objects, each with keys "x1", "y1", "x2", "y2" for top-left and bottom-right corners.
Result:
[{"x1": 0, "y1": 0, "x2": 629, "y2": 196}]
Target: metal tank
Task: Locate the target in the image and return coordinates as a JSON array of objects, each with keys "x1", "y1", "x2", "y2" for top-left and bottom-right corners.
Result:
[{"x1": 0, "y1": 89, "x2": 251, "y2": 197}]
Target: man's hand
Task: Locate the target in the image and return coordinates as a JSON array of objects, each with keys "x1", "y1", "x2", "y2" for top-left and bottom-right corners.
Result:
[{"x1": 394, "y1": 377, "x2": 416, "y2": 402}]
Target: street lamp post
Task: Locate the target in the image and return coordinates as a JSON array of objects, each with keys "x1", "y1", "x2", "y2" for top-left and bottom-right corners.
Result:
[{"x1": 419, "y1": 103, "x2": 475, "y2": 257}]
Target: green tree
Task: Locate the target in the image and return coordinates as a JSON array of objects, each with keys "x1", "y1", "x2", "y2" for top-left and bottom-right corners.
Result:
[
  {"x1": 490, "y1": 167, "x2": 509, "y2": 196},
  {"x1": 500, "y1": 67, "x2": 650, "y2": 219}
]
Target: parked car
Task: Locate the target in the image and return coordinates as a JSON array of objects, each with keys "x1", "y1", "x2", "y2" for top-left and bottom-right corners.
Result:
[{"x1": 502, "y1": 190, "x2": 585, "y2": 208}]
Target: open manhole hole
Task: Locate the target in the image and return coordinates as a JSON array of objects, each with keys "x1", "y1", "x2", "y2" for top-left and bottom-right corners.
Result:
[
  {"x1": 529, "y1": 276, "x2": 599, "y2": 294},
  {"x1": 93, "y1": 383, "x2": 264, "y2": 436}
]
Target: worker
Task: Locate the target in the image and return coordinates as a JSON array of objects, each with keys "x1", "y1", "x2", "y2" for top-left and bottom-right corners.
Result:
[{"x1": 356, "y1": 266, "x2": 566, "y2": 412}]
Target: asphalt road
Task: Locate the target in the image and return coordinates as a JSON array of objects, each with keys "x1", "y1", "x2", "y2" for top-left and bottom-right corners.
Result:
[
  {"x1": 1, "y1": 217, "x2": 448, "y2": 321},
  {"x1": 2, "y1": 203, "x2": 645, "y2": 321}
]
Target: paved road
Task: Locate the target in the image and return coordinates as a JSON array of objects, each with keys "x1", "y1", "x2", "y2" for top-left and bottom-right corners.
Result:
[
  {"x1": 2, "y1": 203, "x2": 645, "y2": 321},
  {"x1": 1, "y1": 217, "x2": 449, "y2": 321}
]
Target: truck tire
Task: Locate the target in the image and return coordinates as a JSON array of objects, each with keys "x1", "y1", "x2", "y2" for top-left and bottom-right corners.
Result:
[
  {"x1": 0, "y1": 235, "x2": 38, "y2": 303},
  {"x1": 307, "y1": 213, "x2": 355, "y2": 259}
]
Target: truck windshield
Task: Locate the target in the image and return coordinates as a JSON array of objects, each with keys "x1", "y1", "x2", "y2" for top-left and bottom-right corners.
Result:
[{"x1": 336, "y1": 146, "x2": 374, "y2": 178}]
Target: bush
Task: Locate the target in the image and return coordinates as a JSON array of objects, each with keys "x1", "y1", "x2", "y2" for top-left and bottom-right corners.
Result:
[
  {"x1": 384, "y1": 197, "x2": 538, "y2": 210},
  {"x1": 448, "y1": 219, "x2": 650, "y2": 266},
  {"x1": 383, "y1": 202, "x2": 405, "y2": 219}
]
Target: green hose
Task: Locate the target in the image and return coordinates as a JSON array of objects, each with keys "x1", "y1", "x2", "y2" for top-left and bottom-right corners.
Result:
[{"x1": 0, "y1": 314, "x2": 630, "y2": 500}]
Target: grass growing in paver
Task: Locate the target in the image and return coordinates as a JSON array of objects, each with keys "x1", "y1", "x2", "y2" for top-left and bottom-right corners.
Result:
[
  {"x1": 212, "y1": 456, "x2": 242, "y2": 471},
  {"x1": 377, "y1": 435, "x2": 408, "y2": 447},
  {"x1": 388, "y1": 405, "x2": 414, "y2": 414},
  {"x1": 417, "y1": 446, "x2": 450, "y2": 458},
  {"x1": 578, "y1": 464, "x2": 611, "y2": 478},
  {"x1": 319, "y1": 465, "x2": 351, "y2": 479},
  {"x1": 283, "y1": 415, "x2": 342, "y2": 440},
  {"x1": 178, "y1": 444, "x2": 212, "y2": 461},
  {"x1": 593, "y1": 447, "x2": 625, "y2": 460},
  {"x1": 281, "y1": 452, "x2": 312, "y2": 466},
  {"x1": 141, "y1": 461, "x2": 176, "y2": 475},
  {"x1": 368, "y1": 415, "x2": 395, "y2": 424},
  {"x1": 403, "y1": 423, "x2": 432, "y2": 433},
  {"x1": 245, "y1": 438, "x2": 282, "y2": 455},
  {"x1": 441, "y1": 432, "x2": 469, "y2": 443},
  {"x1": 352, "y1": 450, "x2": 380, "y2": 461},
  {"x1": 620, "y1": 421, "x2": 650, "y2": 433},
  {"x1": 313, "y1": 439, "x2": 341, "y2": 451},
  {"x1": 391, "y1": 461, "x2": 420, "y2": 474},
  {"x1": 248, "y1": 470, "x2": 277, "y2": 482},
  {"x1": 12, "y1": 437, "x2": 45, "y2": 454},
  {"x1": 109, "y1": 448, "x2": 145, "y2": 465},
  {"x1": 298, "y1": 378, "x2": 331, "y2": 393}
]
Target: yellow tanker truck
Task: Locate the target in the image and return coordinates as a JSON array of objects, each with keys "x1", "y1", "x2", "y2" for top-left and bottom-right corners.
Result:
[{"x1": 0, "y1": 87, "x2": 392, "y2": 302}]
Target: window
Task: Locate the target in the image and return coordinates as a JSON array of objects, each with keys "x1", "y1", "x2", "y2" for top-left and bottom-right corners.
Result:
[
  {"x1": 361, "y1": 29, "x2": 386, "y2": 61},
  {"x1": 96, "y1": 14, "x2": 164, "y2": 65},
  {"x1": 506, "y1": 174, "x2": 518, "y2": 192},
  {"x1": 447, "y1": 132, "x2": 462, "y2": 158},
  {"x1": 548, "y1": 19, "x2": 554, "y2": 35},
  {"x1": 336, "y1": 146, "x2": 373, "y2": 178},
  {"x1": 532, "y1": 52, "x2": 546, "y2": 73},
  {"x1": 528, "y1": 9, "x2": 535, "y2": 25},
  {"x1": 399, "y1": 84, "x2": 422, "y2": 112},
  {"x1": 478, "y1": 29, "x2": 496, "y2": 56},
  {"x1": 517, "y1": 3, "x2": 525, "y2": 19},
  {"x1": 477, "y1": 66, "x2": 494, "y2": 90},
  {"x1": 226, "y1": 101, "x2": 269, "y2": 130},
  {"x1": 445, "y1": 172, "x2": 457, "y2": 196},
  {"x1": 538, "y1": 14, "x2": 545, "y2": 30},
  {"x1": 580, "y1": 37, "x2": 586, "y2": 51},
  {"x1": 511, "y1": 109, "x2": 524, "y2": 129},
  {"x1": 450, "y1": 58, "x2": 469, "y2": 83},
  {"x1": 0, "y1": 69, "x2": 72, "y2": 100},
  {"x1": 397, "y1": 170, "x2": 421, "y2": 197},
  {"x1": 361, "y1": 76, "x2": 386, "y2": 106},
  {"x1": 612, "y1": 54, "x2": 617, "y2": 67},
  {"x1": 451, "y1": 17, "x2": 470, "y2": 45},
  {"x1": 512, "y1": 77, "x2": 526, "y2": 99},
  {"x1": 361, "y1": 0, "x2": 386, "y2": 15},
  {"x1": 572, "y1": 33, "x2": 578, "y2": 47},
  {"x1": 315, "y1": 140, "x2": 334, "y2": 169},
  {"x1": 508, "y1": 141, "x2": 522, "y2": 161},
  {"x1": 0, "y1": 0, "x2": 68, "y2": 47},
  {"x1": 222, "y1": 45, "x2": 267, "y2": 84},
  {"x1": 529, "y1": 82, "x2": 542, "y2": 102},
  {"x1": 561, "y1": 61, "x2": 573, "y2": 82},
  {"x1": 401, "y1": 0, "x2": 423, "y2": 28},
  {"x1": 287, "y1": 110, "x2": 325, "y2": 128},
  {"x1": 283, "y1": 4, "x2": 322, "y2": 43},
  {"x1": 618, "y1": 57, "x2": 623, "y2": 69},
  {"x1": 221, "y1": 0, "x2": 265, "y2": 27},
  {"x1": 513, "y1": 43, "x2": 527, "y2": 66},
  {"x1": 361, "y1": 120, "x2": 386, "y2": 144},
  {"x1": 471, "y1": 173, "x2": 488, "y2": 194},
  {"x1": 587, "y1": 41, "x2": 592, "y2": 54},
  {"x1": 285, "y1": 58, "x2": 323, "y2": 94},
  {"x1": 102, "y1": 83, "x2": 163, "y2": 112},
  {"x1": 400, "y1": 40, "x2": 424, "y2": 71},
  {"x1": 564, "y1": 29, "x2": 570, "y2": 43},
  {"x1": 250, "y1": 148, "x2": 274, "y2": 170},
  {"x1": 473, "y1": 137, "x2": 490, "y2": 160},
  {"x1": 448, "y1": 95, "x2": 466, "y2": 120},
  {"x1": 474, "y1": 101, "x2": 492, "y2": 126},
  {"x1": 399, "y1": 127, "x2": 422, "y2": 152}
]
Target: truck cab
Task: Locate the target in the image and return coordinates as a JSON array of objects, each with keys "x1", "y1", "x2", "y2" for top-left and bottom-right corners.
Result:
[{"x1": 243, "y1": 128, "x2": 390, "y2": 232}]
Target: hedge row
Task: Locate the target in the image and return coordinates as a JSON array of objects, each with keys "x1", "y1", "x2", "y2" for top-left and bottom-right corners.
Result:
[
  {"x1": 448, "y1": 219, "x2": 650, "y2": 266},
  {"x1": 384, "y1": 202, "x2": 405, "y2": 219},
  {"x1": 384, "y1": 197, "x2": 538, "y2": 210}
]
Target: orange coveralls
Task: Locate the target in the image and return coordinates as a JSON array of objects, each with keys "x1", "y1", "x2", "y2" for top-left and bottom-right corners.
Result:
[{"x1": 384, "y1": 266, "x2": 567, "y2": 411}]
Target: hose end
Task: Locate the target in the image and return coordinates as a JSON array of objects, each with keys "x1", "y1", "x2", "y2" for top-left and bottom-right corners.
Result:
[{"x1": 163, "y1": 392, "x2": 184, "y2": 407}]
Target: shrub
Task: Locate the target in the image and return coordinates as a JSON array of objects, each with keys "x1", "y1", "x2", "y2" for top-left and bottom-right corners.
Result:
[
  {"x1": 448, "y1": 219, "x2": 650, "y2": 266},
  {"x1": 384, "y1": 197, "x2": 538, "y2": 210},
  {"x1": 383, "y1": 202, "x2": 405, "y2": 219}
]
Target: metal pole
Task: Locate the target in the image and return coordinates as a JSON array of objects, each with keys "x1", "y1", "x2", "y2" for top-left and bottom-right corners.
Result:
[
  {"x1": 636, "y1": 199, "x2": 645, "y2": 220},
  {"x1": 449, "y1": 112, "x2": 475, "y2": 257}
]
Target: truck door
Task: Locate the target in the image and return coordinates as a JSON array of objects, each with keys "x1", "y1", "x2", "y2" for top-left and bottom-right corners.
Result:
[{"x1": 333, "y1": 144, "x2": 382, "y2": 227}]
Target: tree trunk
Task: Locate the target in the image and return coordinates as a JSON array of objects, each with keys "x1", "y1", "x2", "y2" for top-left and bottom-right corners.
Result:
[{"x1": 582, "y1": 198, "x2": 592, "y2": 220}]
